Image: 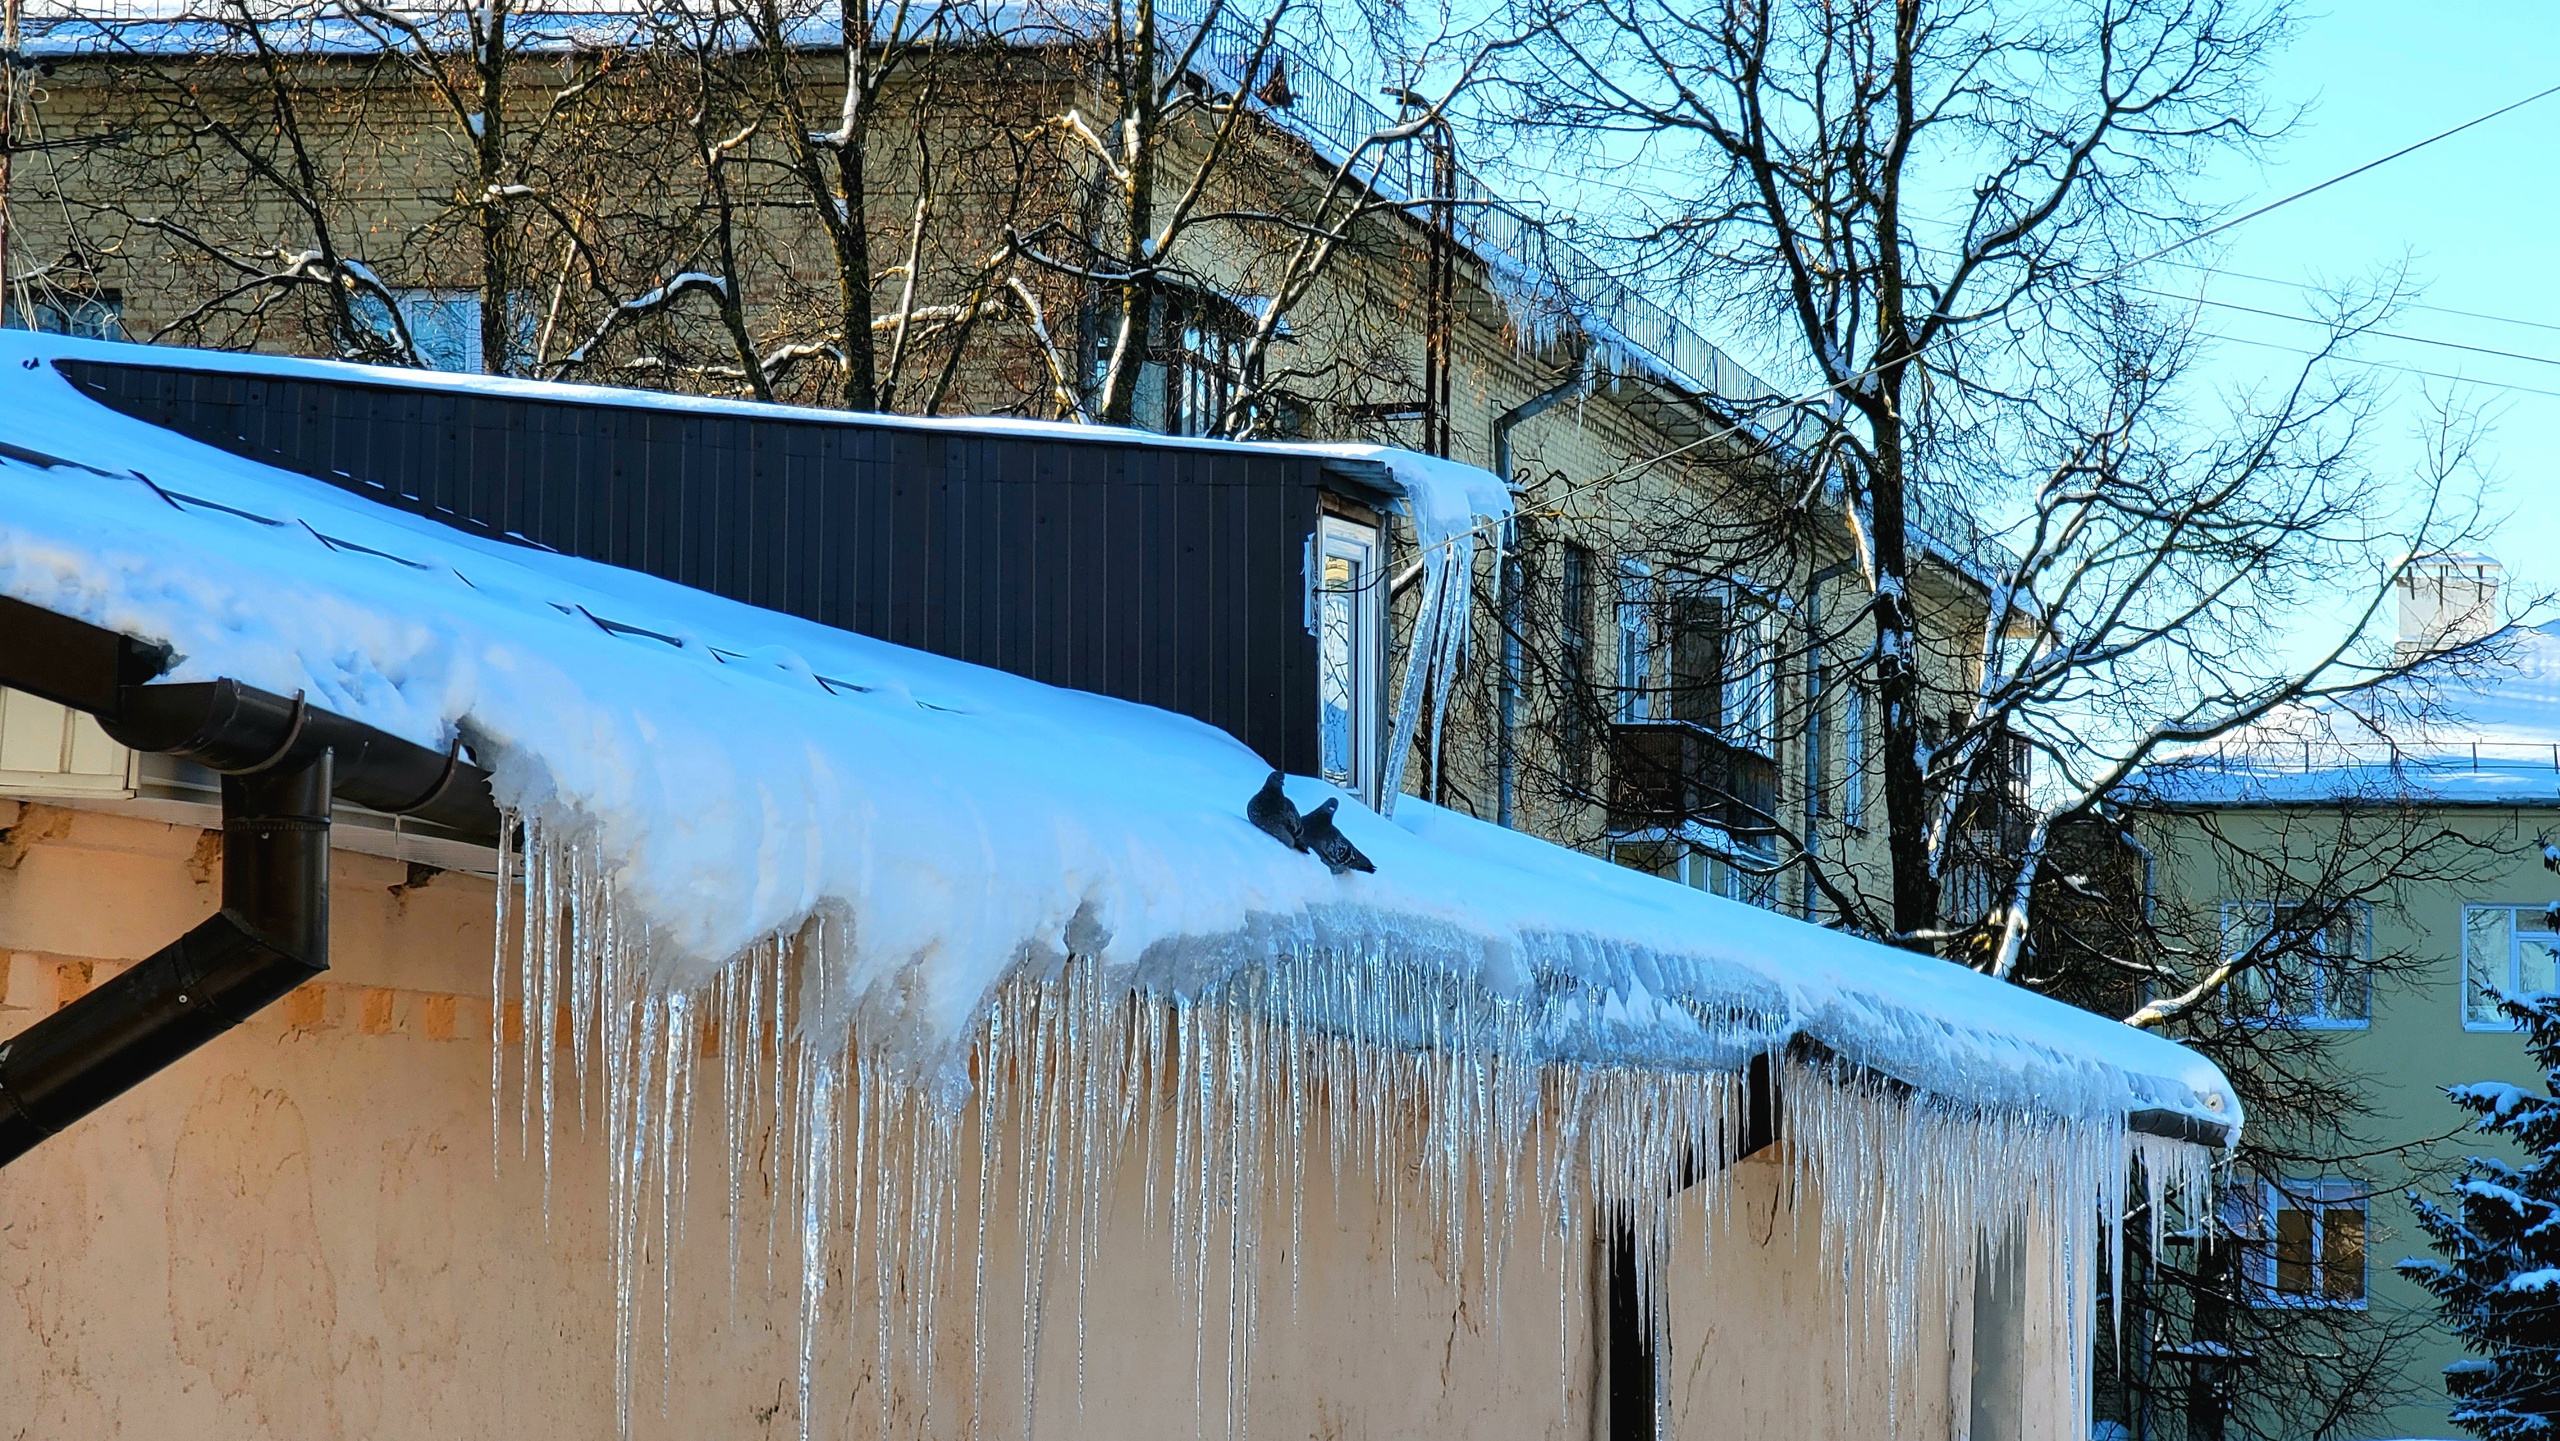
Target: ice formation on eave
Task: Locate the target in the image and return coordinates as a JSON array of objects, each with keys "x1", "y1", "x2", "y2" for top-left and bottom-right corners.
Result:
[
  {"x1": 2142, "y1": 620, "x2": 2560, "y2": 808},
  {"x1": 0, "y1": 333, "x2": 2231, "y2": 1437}
]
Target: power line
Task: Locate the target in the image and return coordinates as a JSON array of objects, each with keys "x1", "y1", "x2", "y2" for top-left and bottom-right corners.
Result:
[
  {"x1": 2196, "y1": 329, "x2": 2560, "y2": 404},
  {"x1": 1494, "y1": 83, "x2": 2560, "y2": 364},
  {"x1": 1493, "y1": 80, "x2": 2560, "y2": 546},
  {"x1": 2157, "y1": 259, "x2": 2560, "y2": 339},
  {"x1": 2110, "y1": 79, "x2": 2560, "y2": 276},
  {"x1": 2136, "y1": 287, "x2": 2560, "y2": 371}
]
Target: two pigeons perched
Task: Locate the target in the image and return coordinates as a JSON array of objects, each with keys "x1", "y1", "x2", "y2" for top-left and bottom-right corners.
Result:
[{"x1": 1247, "y1": 771, "x2": 1375, "y2": 875}]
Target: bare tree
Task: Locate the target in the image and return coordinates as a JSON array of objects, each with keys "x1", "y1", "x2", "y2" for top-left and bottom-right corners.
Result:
[
  {"x1": 1462, "y1": 6, "x2": 2530, "y2": 1430},
  {"x1": 33, "y1": 0, "x2": 627, "y2": 370},
  {"x1": 1011, "y1": 0, "x2": 1498, "y2": 433},
  {"x1": 1486, "y1": 0, "x2": 2511, "y2": 958}
]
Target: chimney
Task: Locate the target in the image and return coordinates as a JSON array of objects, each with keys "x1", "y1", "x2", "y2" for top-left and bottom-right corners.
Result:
[{"x1": 2396, "y1": 553, "x2": 2503, "y2": 650}]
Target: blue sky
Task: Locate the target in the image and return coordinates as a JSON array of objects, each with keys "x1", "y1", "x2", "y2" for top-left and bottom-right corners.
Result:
[{"x1": 2180, "y1": 1, "x2": 2560, "y2": 613}]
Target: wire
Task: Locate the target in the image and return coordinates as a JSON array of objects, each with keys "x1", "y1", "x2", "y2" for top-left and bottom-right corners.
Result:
[
  {"x1": 2156, "y1": 259, "x2": 2560, "y2": 339},
  {"x1": 1443, "y1": 76, "x2": 2560, "y2": 559},
  {"x1": 2109, "y1": 79, "x2": 2560, "y2": 276},
  {"x1": 2135, "y1": 287, "x2": 2560, "y2": 371},
  {"x1": 2194, "y1": 329, "x2": 2560, "y2": 404}
]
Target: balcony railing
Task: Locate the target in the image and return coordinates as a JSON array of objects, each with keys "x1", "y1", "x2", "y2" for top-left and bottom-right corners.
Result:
[{"x1": 1608, "y1": 720, "x2": 1777, "y2": 840}]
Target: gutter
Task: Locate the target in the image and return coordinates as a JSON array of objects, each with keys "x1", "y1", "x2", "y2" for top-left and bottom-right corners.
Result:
[{"x1": 0, "y1": 596, "x2": 496, "y2": 1165}]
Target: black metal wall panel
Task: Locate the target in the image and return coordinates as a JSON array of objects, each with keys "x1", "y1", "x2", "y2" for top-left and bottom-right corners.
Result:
[{"x1": 61, "y1": 359, "x2": 1325, "y2": 774}]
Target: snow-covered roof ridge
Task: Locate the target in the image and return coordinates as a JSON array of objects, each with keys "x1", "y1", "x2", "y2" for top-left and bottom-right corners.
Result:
[
  {"x1": 2142, "y1": 621, "x2": 2560, "y2": 808},
  {"x1": 0, "y1": 331, "x2": 2234, "y2": 1141}
]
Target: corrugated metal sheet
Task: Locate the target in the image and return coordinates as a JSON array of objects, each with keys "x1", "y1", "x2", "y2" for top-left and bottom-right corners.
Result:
[{"x1": 63, "y1": 359, "x2": 1327, "y2": 773}]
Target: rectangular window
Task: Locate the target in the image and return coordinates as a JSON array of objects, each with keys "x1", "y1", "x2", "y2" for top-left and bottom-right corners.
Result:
[
  {"x1": 357, "y1": 288, "x2": 485, "y2": 373},
  {"x1": 1681, "y1": 847, "x2": 1777, "y2": 908},
  {"x1": 1614, "y1": 562, "x2": 1653, "y2": 722},
  {"x1": 2221, "y1": 901, "x2": 2372, "y2": 1027},
  {"x1": 1665, "y1": 587, "x2": 1724, "y2": 732},
  {"x1": 3, "y1": 289, "x2": 124, "y2": 341},
  {"x1": 2461, "y1": 903, "x2": 2560, "y2": 1029},
  {"x1": 1559, "y1": 544, "x2": 1595, "y2": 790},
  {"x1": 1663, "y1": 578, "x2": 1776, "y2": 755},
  {"x1": 1315, "y1": 517, "x2": 1382, "y2": 805},
  {"x1": 1842, "y1": 687, "x2": 1868, "y2": 830},
  {"x1": 1169, "y1": 319, "x2": 1243, "y2": 437},
  {"x1": 2233, "y1": 1180, "x2": 2366, "y2": 1307}
]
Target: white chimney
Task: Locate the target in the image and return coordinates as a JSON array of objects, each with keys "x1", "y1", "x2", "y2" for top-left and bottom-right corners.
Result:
[{"x1": 2396, "y1": 553, "x2": 2503, "y2": 649}]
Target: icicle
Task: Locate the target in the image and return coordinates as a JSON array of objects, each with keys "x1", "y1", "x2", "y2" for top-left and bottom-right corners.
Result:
[{"x1": 475, "y1": 840, "x2": 2211, "y2": 1441}]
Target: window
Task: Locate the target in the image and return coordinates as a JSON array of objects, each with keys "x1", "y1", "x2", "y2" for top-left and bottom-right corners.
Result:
[
  {"x1": 2461, "y1": 904, "x2": 2560, "y2": 1029},
  {"x1": 1111, "y1": 290, "x2": 1272, "y2": 437},
  {"x1": 358, "y1": 288, "x2": 485, "y2": 373},
  {"x1": 1614, "y1": 562, "x2": 1653, "y2": 722},
  {"x1": 3, "y1": 289, "x2": 123, "y2": 341},
  {"x1": 1684, "y1": 846, "x2": 1777, "y2": 908},
  {"x1": 2232, "y1": 1180, "x2": 2366, "y2": 1307},
  {"x1": 1842, "y1": 686, "x2": 1868, "y2": 830},
  {"x1": 1168, "y1": 315, "x2": 1244, "y2": 437},
  {"x1": 1720, "y1": 591, "x2": 1774, "y2": 754},
  {"x1": 2221, "y1": 901, "x2": 2371, "y2": 1027},
  {"x1": 1805, "y1": 662, "x2": 1828, "y2": 819},
  {"x1": 1663, "y1": 579, "x2": 1776, "y2": 753},
  {"x1": 1607, "y1": 838, "x2": 1776, "y2": 908},
  {"x1": 1559, "y1": 544, "x2": 1595, "y2": 790},
  {"x1": 1314, "y1": 516, "x2": 1382, "y2": 806}
]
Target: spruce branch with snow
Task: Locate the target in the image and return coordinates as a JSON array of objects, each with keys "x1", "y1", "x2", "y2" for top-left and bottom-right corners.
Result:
[{"x1": 2398, "y1": 990, "x2": 2560, "y2": 1440}]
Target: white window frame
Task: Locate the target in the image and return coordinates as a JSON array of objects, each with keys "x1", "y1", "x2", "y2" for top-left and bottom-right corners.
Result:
[
  {"x1": 2232, "y1": 1178, "x2": 2368, "y2": 1310},
  {"x1": 1614, "y1": 560, "x2": 1653, "y2": 723},
  {"x1": 2219, "y1": 900, "x2": 2373, "y2": 1029},
  {"x1": 1717, "y1": 579, "x2": 1777, "y2": 757},
  {"x1": 2459, "y1": 903, "x2": 2560, "y2": 1031},
  {"x1": 358, "y1": 287, "x2": 486, "y2": 374},
  {"x1": 1314, "y1": 516, "x2": 1384, "y2": 808}
]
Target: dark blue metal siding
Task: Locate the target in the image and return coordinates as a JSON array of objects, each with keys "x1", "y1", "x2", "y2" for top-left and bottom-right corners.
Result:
[{"x1": 63, "y1": 359, "x2": 1325, "y2": 774}]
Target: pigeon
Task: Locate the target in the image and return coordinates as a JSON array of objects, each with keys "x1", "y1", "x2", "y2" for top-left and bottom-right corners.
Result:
[
  {"x1": 1298, "y1": 798, "x2": 1375, "y2": 876},
  {"x1": 1247, "y1": 770, "x2": 1307, "y2": 852}
]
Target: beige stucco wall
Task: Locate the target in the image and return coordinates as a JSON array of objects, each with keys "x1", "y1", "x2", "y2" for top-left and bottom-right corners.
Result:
[{"x1": 0, "y1": 799, "x2": 2062, "y2": 1438}]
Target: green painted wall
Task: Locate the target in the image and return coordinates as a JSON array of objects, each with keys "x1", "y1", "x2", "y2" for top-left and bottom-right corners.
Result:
[{"x1": 2141, "y1": 803, "x2": 2550, "y2": 1440}]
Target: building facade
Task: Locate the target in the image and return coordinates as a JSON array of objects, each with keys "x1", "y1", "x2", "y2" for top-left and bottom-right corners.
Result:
[{"x1": 2131, "y1": 560, "x2": 2553, "y2": 1440}]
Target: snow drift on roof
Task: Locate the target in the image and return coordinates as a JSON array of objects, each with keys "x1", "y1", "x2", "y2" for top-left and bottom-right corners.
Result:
[
  {"x1": 2142, "y1": 621, "x2": 2560, "y2": 807},
  {"x1": 0, "y1": 332, "x2": 2233, "y2": 1138}
]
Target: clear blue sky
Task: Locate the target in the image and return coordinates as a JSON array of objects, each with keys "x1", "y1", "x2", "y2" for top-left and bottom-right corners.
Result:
[{"x1": 2119, "y1": 1, "x2": 2560, "y2": 611}]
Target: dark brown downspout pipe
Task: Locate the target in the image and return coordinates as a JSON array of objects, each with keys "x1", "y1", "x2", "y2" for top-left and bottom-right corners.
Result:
[
  {"x1": 0, "y1": 599, "x2": 498, "y2": 1166},
  {"x1": 0, "y1": 751, "x2": 333, "y2": 1165}
]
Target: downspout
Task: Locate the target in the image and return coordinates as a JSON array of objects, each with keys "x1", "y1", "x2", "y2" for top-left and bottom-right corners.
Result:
[
  {"x1": 1493, "y1": 350, "x2": 1591, "y2": 829},
  {"x1": 0, "y1": 600, "x2": 496, "y2": 1165}
]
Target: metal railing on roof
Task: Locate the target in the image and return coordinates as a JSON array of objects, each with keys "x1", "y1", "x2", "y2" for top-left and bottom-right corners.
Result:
[{"x1": 2176, "y1": 738, "x2": 2560, "y2": 775}]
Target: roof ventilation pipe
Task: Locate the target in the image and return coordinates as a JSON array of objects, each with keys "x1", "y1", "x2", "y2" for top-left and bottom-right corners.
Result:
[
  {"x1": 2396, "y1": 552, "x2": 2503, "y2": 652},
  {"x1": 0, "y1": 611, "x2": 496, "y2": 1166}
]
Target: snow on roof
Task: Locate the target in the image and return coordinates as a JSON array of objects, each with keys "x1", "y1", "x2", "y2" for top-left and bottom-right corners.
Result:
[
  {"x1": 0, "y1": 332, "x2": 2235, "y2": 1137},
  {"x1": 2141, "y1": 622, "x2": 2560, "y2": 808}
]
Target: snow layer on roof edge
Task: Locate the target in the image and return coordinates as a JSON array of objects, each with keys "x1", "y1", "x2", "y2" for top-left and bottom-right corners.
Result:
[{"x1": 0, "y1": 332, "x2": 2232, "y2": 1138}]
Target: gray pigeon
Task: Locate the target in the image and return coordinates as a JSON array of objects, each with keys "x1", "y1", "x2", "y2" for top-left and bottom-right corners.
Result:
[
  {"x1": 1247, "y1": 770, "x2": 1306, "y2": 852},
  {"x1": 1298, "y1": 798, "x2": 1375, "y2": 876}
]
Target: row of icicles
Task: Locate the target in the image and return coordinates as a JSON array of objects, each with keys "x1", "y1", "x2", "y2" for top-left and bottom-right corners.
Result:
[{"x1": 488, "y1": 818, "x2": 2207, "y2": 1440}]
